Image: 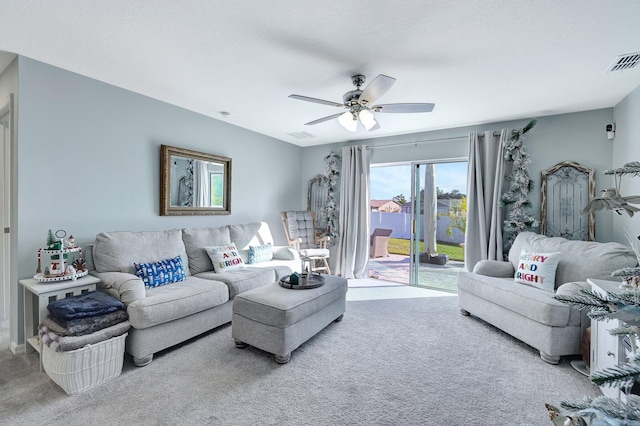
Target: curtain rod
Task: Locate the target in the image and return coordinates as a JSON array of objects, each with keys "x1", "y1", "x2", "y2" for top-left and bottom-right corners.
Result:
[
  {"x1": 367, "y1": 130, "x2": 521, "y2": 150},
  {"x1": 367, "y1": 135, "x2": 467, "y2": 149}
]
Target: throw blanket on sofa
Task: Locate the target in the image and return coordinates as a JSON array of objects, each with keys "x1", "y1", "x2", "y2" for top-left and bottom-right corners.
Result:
[
  {"x1": 39, "y1": 320, "x2": 131, "y2": 352},
  {"x1": 42, "y1": 310, "x2": 128, "y2": 336},
  {"x1": 47, "y1": 291, "x2": 124, "y2": 321}
]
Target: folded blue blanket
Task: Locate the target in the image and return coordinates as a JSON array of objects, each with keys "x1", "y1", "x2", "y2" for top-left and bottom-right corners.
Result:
[
  {"x1": 43, "y1": 310, "x2": 128, "y2": 336},
  {"x1": 47, "y1": 291, "x2": 124, "y2": 321}
]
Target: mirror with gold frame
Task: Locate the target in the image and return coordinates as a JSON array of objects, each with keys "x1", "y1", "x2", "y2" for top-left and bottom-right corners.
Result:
[{"x1": 160, "y1": 144, "x2": 231, "y2": 216}]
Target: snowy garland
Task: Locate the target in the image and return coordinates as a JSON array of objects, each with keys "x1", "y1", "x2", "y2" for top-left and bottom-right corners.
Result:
[
  {"x1": 324, "y1": 151, "x2": 341, "y2": 247},
  {"x1": 501, "y1": 119, "x2": 538, "y2": 257}
]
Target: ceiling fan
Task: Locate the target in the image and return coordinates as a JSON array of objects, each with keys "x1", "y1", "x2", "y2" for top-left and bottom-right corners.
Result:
[{"x1": 289, "y1": 74, "x2": 435, "y2": 132}]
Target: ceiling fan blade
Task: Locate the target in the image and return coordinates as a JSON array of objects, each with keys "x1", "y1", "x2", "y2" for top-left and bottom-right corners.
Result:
[
  {"x1": 304, "y1": 113, "x2": 344, "y2": 126},
  {"x1": 358, "y1": 74, "x2": 396, "y2": 106},
  {"x1": 289, "y1": 94, "x2": 344, "y2": 108},
  {"x1": 373, "y1": 103, "x2": 435, "y2": 113}
]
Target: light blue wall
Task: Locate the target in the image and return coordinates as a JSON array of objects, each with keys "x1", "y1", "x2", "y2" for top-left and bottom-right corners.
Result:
[
  {"x1": 16, "y1": 57, "x2": 303, "y2": 278},
  {"x1": 13, "y1": 57, "x2": 303, "y2": 343},
  {"x1": 302, "y1": 109, "x2": 617, "y2": 243},
  {"x1": 612, "y1": 84, "x2": 640, "y2": 246}
]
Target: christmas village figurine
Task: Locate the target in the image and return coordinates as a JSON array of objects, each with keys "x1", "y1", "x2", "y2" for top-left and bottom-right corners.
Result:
[
  {"x1": 65, "y1": 235, "x2": 77, "y2": 249},
  {"x1": 72, "y1": 257, "x2": 86, "y2": 273},
  {"x1": 35, "y1": 229, "x2": 84, "y2": 281}
]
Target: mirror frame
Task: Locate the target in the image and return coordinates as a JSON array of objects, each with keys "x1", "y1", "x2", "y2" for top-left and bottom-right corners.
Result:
[
  {"x1": 540, "y1": 160, "x2": 595, "y2": 241},
  {"x1": 160, "y1": 144, "x2": 232, "y2": 216},
  {"x1": 307, "y1": 174, "x2": 330, "y2": 234}
]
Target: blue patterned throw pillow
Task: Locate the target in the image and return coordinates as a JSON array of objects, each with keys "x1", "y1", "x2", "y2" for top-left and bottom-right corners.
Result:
[
  {"x1": 134, "y1": 256, "x2": 186, "y2": 289},
  {"x1": 248, "y1": 243, "x2": 273, "y2": 264}
]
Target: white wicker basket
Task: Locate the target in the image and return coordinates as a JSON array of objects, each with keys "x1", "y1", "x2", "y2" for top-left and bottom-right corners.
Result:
[{"x1": 42, "y1": 332, "x2": 127, "y2": 395}]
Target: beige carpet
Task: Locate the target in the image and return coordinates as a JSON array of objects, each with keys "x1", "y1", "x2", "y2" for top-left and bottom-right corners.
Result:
[{"x1": 0, "y1": 296, "x2": 600, "y2": 425}]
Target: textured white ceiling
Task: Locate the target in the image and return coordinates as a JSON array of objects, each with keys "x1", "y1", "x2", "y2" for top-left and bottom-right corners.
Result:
[{"x1": 1, "y1": 1, "x2": 640, "y2": 146}]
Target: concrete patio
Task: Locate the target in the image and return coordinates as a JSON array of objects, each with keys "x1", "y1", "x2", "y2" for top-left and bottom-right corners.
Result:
[{"x1": 368, "y1": 254, "x2": 465, "y2": 293}]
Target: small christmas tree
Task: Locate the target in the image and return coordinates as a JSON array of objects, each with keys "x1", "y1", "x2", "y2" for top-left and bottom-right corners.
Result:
[
  {"x1": 46, "y1": 229, "x2": 56, "y2": 248},
  {"x1": 501, "y1": 119, "x2": 539, "y2": 258}
]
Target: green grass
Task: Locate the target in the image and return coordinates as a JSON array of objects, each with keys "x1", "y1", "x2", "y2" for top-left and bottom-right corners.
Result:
[{"x1": 387, "y1": 238, "x2": 464, "y2": 261}]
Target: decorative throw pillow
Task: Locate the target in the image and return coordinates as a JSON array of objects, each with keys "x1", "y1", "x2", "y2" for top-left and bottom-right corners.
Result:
[
  {"x1": 206, "y1": 243, "x2": 245, "y2": 273},
  {"x1": 514, "y1": 249, "x2": 561, "y2": 292},
  {"x1": 134, "y1": 256, "x2": 186, "y2": 289},
  {"x1": 248, "y1": 243, "x2": 273, "y2": 264}
]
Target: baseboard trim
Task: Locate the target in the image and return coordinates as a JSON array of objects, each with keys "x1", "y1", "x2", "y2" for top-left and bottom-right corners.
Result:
[{"x1": 10, "y1": 341, "x2": 24, "y2": 355}]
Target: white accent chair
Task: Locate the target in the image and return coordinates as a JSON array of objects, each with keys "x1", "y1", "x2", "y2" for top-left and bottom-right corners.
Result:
[{"x1": 281, "y1": 211, "x2": 331, "y2": 274}]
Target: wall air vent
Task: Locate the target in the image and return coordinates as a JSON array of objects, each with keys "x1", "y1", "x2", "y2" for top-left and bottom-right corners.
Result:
[
  {"x1": 287, "y1": 131, "x2": 314, "y2": 139},
  {"x1": 607, "y1": 52, "x2": 640, "y2": 72}
]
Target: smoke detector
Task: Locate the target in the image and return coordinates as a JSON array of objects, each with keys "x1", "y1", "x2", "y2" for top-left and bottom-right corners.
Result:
[{"x1": 607, "y1": 52, "x2": 640, "y2": 72}]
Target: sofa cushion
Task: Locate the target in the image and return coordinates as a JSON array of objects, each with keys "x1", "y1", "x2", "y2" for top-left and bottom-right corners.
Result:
[
  {"x1": 94, "y1": 229, "x2": 189, "y2": 275},
  {"x1": 508, "y1": 232, "x2": 637, "y2": 286},
  {"x1": 182, "y1": 226, "x2": 231, "y2": 275},
  {"x1": 457, "y1": 271, "x2": 575, "y2": 327},
  {"x1": 228, "y1": 222, "x2": 275, "y2": 250},
  {"x1": 195, "y1": 267, "x2": 275, "y2": 298},
  {"x1": 134, "y1": 256, "x2": 186, "y2": 289},
  {"x1": 472, "y1": 260, "x2": 515, "y2": 277},
  {"x1": 248, "y1": 243, "x2": 273, "y2": 264},
  {"x1": 206, "y1": 243, "x2": 245, "y2": 272},
  {"x1": 514, "y1": 250, "x2": 560, "y2": 292},
  {"x1": 126, "y1": 276, "x2": 229, "y2": 329},
  {"x1": 243, "y1": 263, "x2": 293, "y2": 280}
]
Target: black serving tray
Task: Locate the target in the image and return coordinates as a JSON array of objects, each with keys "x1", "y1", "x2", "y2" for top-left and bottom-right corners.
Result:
[{"x1": 279, "y1": 273, "x2": 325, "y2": 289}]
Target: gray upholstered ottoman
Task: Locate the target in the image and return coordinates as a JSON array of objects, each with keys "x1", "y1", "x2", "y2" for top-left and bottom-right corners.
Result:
[{"x1": 232, "y1": 274, "x2": 347, "y2": 363}]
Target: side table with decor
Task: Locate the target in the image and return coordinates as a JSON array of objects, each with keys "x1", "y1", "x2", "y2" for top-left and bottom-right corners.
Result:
[{"x1": 20, "y1": 275, "x2": 100, "y2": 370}]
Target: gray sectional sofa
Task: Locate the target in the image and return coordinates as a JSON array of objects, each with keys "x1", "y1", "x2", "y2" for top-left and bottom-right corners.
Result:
[
  {"x1": 457, "y1": 232, "x2": 637, "y2": 364},
  {"x1": 87, "y1": 222, "x2": 300, "y2": 366}
]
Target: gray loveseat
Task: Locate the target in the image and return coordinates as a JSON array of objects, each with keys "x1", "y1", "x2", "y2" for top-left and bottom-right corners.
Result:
[
  {"x1": 87, "y1": 222, "x2": 300, "y2": 366},
  {"x1": 457, "y1": 232, "x2": 637, "y2": 364}
]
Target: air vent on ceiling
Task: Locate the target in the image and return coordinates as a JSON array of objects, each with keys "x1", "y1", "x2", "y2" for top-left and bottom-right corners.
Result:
[
  {"x1": 607, "y1": 52, "x2": 640, "y2": 72},
  {"x1": 287, "y1": 131, "x2": 314, "y2": 139}
]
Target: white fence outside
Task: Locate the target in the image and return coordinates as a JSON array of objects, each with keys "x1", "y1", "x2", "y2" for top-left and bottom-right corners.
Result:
[{"x1": 370, "y1": 211, "x2": 465, "y2": 244}]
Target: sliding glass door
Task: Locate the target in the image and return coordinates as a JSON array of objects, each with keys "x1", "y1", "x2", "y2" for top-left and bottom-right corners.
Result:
[
  {"x1": 369, "y1": 160, "x2": 467, "y2": 290},
  {"x1": 409, "y1": 161, "x2": 467, "y2": 291}
]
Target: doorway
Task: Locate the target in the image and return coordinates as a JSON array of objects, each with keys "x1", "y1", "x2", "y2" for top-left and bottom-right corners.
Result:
[
  {"x1": 369, "y1": 160, "x2": 467, "y2": 291},
  {"x1": 0, "y1": 95, "x2": 12, "y2": 321}
]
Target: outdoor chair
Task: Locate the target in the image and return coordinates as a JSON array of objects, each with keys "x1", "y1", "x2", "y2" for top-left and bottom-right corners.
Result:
[
  {"x1": 281, "y1": 211, "x2": 331, "y2": 274},
  {"x1": 370, "y1": 228, "x2": 393, "y2": 258}
]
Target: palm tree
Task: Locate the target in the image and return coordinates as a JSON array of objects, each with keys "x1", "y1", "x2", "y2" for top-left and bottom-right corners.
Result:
[{"x1": 441, "y1": 196, "x2": 467, "y2": 237}]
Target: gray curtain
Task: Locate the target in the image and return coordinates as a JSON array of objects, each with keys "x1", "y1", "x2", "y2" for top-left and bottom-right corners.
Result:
[
  {"x1": 335, "y1": 145, "x2": 371, "y2": 278},
  {"x1": 464, "y1": 129, "x2": 509, "y2": 271},
  {"x1": 193, "y1": 160, "x2": 211, "y2": 207}
]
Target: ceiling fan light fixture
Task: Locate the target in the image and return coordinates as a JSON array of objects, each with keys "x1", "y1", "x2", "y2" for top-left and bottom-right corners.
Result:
[
  {"x1": 289, "y1": 73, "x2": 435, "y2": 132},
  {"x1": 358, "y1": 109, "x2": 378, "y2": 131},
  {"x1": 338, "y1": 111, "x2": 358, "y2": 132}
]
